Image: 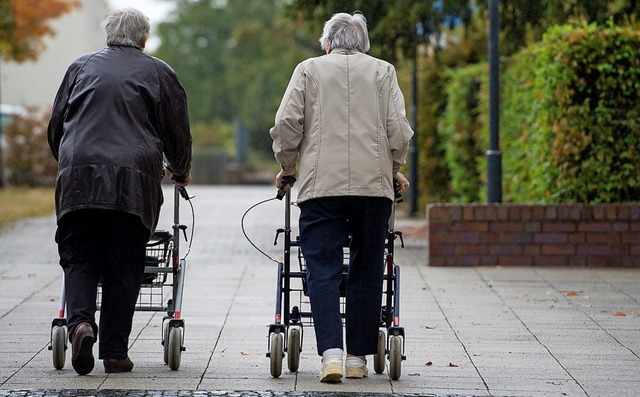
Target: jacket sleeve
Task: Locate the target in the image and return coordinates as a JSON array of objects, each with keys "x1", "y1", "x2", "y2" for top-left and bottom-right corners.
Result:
[
  {"x1": 47, "y1": 63, "x2": 80, "y2": 161},
  {"x1": 385, "y1": 65, "x2": 414, "y2": 173},
  {"x1": 269, "y1": 62, "x2": 306, "y2": 170},
  {"x1": 155, "y1": 60, "x2": 192, "y2": 180}
]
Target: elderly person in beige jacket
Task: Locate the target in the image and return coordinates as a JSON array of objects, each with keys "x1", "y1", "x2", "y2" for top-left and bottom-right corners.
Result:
[{"x1": 270, "y1": 11, "x2": 413, "y2": 383}]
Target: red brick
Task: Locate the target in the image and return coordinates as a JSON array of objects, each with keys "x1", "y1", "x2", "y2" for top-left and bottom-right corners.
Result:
[
  {"x1": 568, "y1": 256, "x2": 586, "y2": 266},
  {"x1": 531, "y1": 205, "x2": 545, "y2": 219},
  {"x1": 534, "y1": 256, "x2": 568, "y2": 266},
  {"x1": 498, "y1": 232, "x2": 533, "y2": 244},
  {"x1": 454, "y1": 245, "x2": 488, "y2": 255},
  {"x1": 485, "y1": 205, "x2": 498, "y2": 220},
  {"x1": 429, "y1": 244, "x2": 454, "y2": 255},
  {"x1": 622, "y1": 234, "x2": 640, "y2": 244},
  {"x1": 534, "y1": 233, "x2": 568, "y2": 244},
  {"x1": 520, "y1": 206, "x2": 533, "y2": 220},
  {"x1": 605, "y1": 205, "x2": 617, "y2": 220},
  {"x1": 454, "y1": 255, "x2": 480, "y2": 266},
  {"x1": 508, "y1": 206, "x2": 521, "y2": 220},
  {"x1": 593, "y1": 205, "x2": 605, "y2": 220},
  {"x1": 428, "y1": 231, "x2": 450, "y2": 243},
  {"x1": 611, "y1": 222, "x2": 629, "y2": 232},
  {"x1": 586, "y1": 256, "x2": 620, "y2": 266},
  {"x1": 524, "y1": 222, "x2": 542, "y2": 233},
  {"x1": 427, "y1": 204, "x2": 445, "y2": 220},
  {"x1": 577, "y1": 244, "x2": 611, "y2": 255},
  {"x1": 611, "y1": 244, "x2": 629, "y2": 255},
  {"x1": 541, "y1": 244, "x2": 575, "y2": 255},
  {"x1": 499, "y1": 256, "x2": 533, "y2": 266},
  {"x1": 568, "y1": 233, "x2": 585, "y2": 244},
  {"x1": 463, "y1": 206, "x2": 474, "y2": 221},
  {"x1": 474, "y1": 206, "x2": 488, "y2": 221},
  {"x1": 618, "y1": 205, "x2": 630, "y2": 219},
  {"x1": 456, "y1": 222, "x2": 489, "y2": 232},
  {"x1": 483, "y1": 233, "x2": 499, "y2": 244},
  {"x1": 542, "y1": 222, "x2": 576, "y2": 232},
  {"x1": 480, "y1": 255, "x2": 498, "y2": 266},
  {"x1": 497, "y1": 206, "x2": 509, "y2": 220},
  {"x1": 523, "y1": 244, "x2": 541, "y2": 255},
  {"x1": 490, "y1": 222, "x2": 524, "y2": 233},
  {"x1": 449, "y1": 232, "x2": 482, "y2": 244},
  {"x1": 428, "y1": 256, "x2": 447, "y2": 266},
  {"x1": 544, "y1": 206, "x2": 558, "y2": 220},
  {"x1": 450, "y1": 205, "x2": 463, "y2": 221},
  {"x1": 489, "y1": 245, "x2": 523, "y2": 255},
  {"x1": 586, "y1": 233, "x2": 621, "y2": 244},
  {"x1": 577, "y1": 222, "x2": 611, "y2": 232}
]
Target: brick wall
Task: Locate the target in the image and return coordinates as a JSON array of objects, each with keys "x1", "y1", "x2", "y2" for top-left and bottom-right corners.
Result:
[{"x1": 426, "y1": 204, "x2": 640, "y2": 266}]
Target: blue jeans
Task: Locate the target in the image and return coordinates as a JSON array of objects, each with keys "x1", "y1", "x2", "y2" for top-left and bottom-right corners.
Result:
[{"x1": 299, "y1": 196, "x2": 392, "y2": 356}]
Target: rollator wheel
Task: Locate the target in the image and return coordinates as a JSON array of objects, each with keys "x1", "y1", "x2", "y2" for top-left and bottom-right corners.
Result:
[
  {"x1": 167, "y1": 326, "x2": 182, "y2": 370},
  {"x1": 51, "y1": 325, "x2": 67, "y2": 370},
  {"x1": 287, "y1": 327, "x2": 301, "y2": 372},
  {"x1": 389, "y1": 335, "x2": 402, "y2": 380},
  {"x1": 269, "y1": 332, "x2": 283, "y2": 378},
  {"x1": 163, "y1": 322, "x2": 170, "y2": 364},
  {"x1": 373, "y1": 329, "x2": 386, "y2": 374}
]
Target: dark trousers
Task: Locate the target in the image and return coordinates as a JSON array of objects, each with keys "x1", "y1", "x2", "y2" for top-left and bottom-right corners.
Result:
[
  {"x1": 56, "y1": 209, "x2": 149, "y2": 360},
  {"x1": 299, "y1": 196, "x2": 392, "y2": 356}
]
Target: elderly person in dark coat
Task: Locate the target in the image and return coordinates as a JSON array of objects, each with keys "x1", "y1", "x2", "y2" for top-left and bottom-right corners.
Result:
[{"x1": 47, "y1": 7, "x2": 192, "y2": 375}]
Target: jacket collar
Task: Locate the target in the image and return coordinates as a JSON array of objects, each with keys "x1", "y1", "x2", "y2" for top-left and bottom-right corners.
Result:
[{"x1": 329, "y1": 48, "x2": 359, "y2": 55}]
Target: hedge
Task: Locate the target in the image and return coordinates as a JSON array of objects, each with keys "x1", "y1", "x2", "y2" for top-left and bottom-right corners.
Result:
[{"x1": 441, "y1": 22, "x2": 640, "y2": 203}]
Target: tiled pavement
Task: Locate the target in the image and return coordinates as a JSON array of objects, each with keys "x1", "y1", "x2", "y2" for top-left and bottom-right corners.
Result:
[{"x1": 0, "y1": 185, "x2": 639, "y2": 397}]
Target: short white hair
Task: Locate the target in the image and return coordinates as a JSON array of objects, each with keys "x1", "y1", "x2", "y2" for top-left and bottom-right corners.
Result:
[
  {"x1": 102, "y1": 8, "x2": 150, "y2": 49},
  {"x1": 319, "y1": 12, "x2": 370, "y2": 53}
]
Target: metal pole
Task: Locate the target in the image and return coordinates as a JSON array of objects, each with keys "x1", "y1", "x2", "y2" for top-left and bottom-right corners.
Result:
[
  {"x1": 486, "y1": 0, "x2": 502, "y2": 203},
  {"x1": 408, "y1": 52, "x2": 418, "y2": 216},
  {"x1": 0, "y1": 57, "x2": 4, "y2": 188}
]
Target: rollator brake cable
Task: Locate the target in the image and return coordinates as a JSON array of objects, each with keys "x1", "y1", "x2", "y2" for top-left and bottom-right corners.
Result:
[
  {"x1": 241, "y1": 176, "x2": 297, "y2": 264},
  {"x1": 178, "y1": 186, "x2": 196, "y2": 260},
  {"x1": 241, "y1": 195, "x2": 281, "y2": 264}
]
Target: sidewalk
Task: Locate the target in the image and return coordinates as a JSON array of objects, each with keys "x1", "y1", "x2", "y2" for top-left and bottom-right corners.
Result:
[{"x1": 0, "y1": 185, "x2": 639, "y2": 397}]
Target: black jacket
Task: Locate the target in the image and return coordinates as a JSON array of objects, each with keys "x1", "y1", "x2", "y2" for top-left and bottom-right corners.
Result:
[{"x1": 48, "y1": 46, "x2": 192, "y2": 232}]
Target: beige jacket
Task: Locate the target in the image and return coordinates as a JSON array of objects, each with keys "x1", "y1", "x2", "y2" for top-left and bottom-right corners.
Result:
[{"x1": 270, "y1": 49, "x2": 414, "y2": 203}]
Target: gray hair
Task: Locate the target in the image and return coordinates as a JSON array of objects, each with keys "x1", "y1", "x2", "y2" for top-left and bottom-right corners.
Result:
[
  {"x1": 102, "y1": 8, "x2": 150, "y2": 49},
  {"x1": 319, "y1": 12, "x2": 370, "y2": 53}
]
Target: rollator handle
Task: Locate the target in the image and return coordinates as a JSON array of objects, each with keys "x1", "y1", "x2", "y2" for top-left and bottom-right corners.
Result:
[
  {"x1": 178, "y1": 186, "x2": 193, "y2": 201},
  {"x1": 276, "y1": 176, "x2": 297, "y2": 200}
]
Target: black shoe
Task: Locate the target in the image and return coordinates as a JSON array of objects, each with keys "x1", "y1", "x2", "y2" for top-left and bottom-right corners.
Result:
[
  {"x1": 71, "y1": 322, "x2": 95, "y2": 375},
  {"x1": 104, "y1": 357, "x2": 134, "y2": 373}
]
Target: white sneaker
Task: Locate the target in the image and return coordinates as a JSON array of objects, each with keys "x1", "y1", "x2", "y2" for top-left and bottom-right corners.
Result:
[
  {"x1": 320, "y1": 356, "x2": 343, "y2": 383},
  {"x1": 345, "y1": 356, "x2": 368, "y2": 378}
]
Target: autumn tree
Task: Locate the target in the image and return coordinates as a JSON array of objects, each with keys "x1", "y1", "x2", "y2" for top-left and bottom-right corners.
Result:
[{"x1": 0, "y1": 0, "x2": 80, "y2": 62}]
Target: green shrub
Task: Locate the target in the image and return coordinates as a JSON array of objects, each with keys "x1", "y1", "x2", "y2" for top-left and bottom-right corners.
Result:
[
  {"x1": 4, "y1": 109, "x2": 57, "y2": 187},
  {"x1": 440, "y1": 63, "x2": 488, "y2": 203},
  {"x1": 505, "y1": 22, "x2": 640, "y2": 203}
]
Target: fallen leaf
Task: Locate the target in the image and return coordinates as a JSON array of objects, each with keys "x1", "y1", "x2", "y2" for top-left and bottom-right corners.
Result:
[
  {"x1": 613, "y1": 311, "x2": 626, "y2": 317},
  {"x1": 240, "y1": 351, "x2": 250, "y2": 355},
  {"x1": 425, "y1": 361, "x2": 433, "y2": 366},
  {"x1": 566, "y1": 291, "x2": 579, "y2": 297},
  {"x1": 448, "y1": 362, "x2": 458, "y2": 367}
]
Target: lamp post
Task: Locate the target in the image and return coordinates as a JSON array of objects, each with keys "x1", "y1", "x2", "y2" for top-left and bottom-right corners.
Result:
[
  {"x1": 408, "y1": 50, "x2": 419, "y2": 216},
  {"x1": 486, "y1": 0, "x2": 502, "y2": 203}
]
